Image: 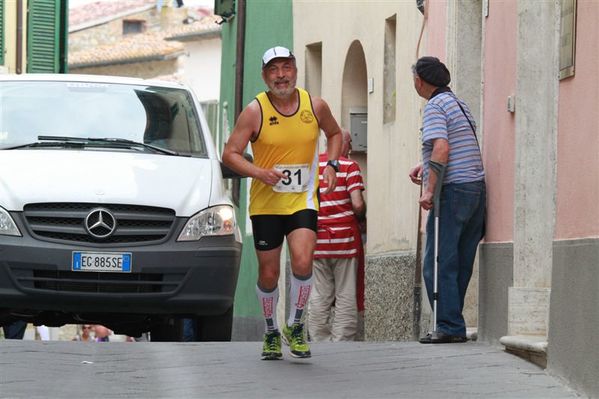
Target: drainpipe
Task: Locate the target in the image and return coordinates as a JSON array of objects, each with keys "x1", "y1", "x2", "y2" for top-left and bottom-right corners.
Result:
[
  {"x1": 234, "y1": 0, "x2": 246, "y2": 120},
  {"x1": 16, "y1": 0, "x2": 23, "y2": 74},
  {"x1": 232, "y1": 0, "x2": 246, "y2": 206}
]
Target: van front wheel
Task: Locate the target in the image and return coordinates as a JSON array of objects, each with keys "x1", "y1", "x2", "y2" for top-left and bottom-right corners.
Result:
[
  {"x1": 196, "y1": 306, "x2": 233, "y2": 341},
  {"x1": 150, "y1": 317, "x2": 184, "y2": 342}
]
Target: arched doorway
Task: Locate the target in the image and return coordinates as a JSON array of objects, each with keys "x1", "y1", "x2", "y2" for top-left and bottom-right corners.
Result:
[
  {"x1": 341, "y1": 40, "x2": 368, "y2": 185},
  {"x1": 341, "y1": 40, "x2": 368, "y2": 340}
]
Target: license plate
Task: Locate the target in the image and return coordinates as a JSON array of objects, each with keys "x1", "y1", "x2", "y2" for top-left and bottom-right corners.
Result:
[{"x1": 72, "y1": 252, "x2": 132, "y2": 273}]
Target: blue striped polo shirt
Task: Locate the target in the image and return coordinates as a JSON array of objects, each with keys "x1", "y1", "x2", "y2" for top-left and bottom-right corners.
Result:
[{"x1": 421, "y1": 90, "x2": 484, "y2": 185}]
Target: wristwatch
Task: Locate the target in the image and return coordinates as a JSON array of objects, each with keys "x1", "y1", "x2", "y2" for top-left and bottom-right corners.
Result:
[{"x1": 326, "y1": 159, "x2": 340, "y2": 173}]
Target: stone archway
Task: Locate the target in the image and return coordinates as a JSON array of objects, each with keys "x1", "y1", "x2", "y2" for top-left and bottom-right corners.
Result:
[
  {"x1": 341, "y1": 40, "x2": 368, "y2": 185},
  {"x1": 340, "y1": 40, "x2": 368, "y2": 340}
]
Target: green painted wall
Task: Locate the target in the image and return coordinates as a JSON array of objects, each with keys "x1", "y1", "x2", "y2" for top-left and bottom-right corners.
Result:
[
  {"x1": 242, "y1": 1, "x2": 293, "y2": 107},
  {"x1": 219, "y1": 0, "x2": 293, "y2": 335}
]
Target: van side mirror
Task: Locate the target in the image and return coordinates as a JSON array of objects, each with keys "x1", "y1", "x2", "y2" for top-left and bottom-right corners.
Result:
[{"x1": 221, "y1": 152, "x2": 253, "y2": 179}]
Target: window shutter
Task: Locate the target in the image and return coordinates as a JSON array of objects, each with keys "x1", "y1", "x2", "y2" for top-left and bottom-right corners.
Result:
[
  {"x1": 27, "y1": 0, "x2": 61, "y2": 73},
  {"x1": 0, "y1": 0, "x2": 5, "y2": 65}
]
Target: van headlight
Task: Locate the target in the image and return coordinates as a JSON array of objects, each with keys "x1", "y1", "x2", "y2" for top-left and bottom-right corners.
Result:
[
  {"x1": 0, "y1": 207, "x2": 21, "y2": 236},
  {"x1": 177, "y1": 205, "x2": 236, "y2": 241}
]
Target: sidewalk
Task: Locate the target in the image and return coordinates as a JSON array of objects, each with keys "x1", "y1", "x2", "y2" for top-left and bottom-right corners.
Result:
[{"x1": 0, "y1": 340, "x2": 580, "y2": 398}]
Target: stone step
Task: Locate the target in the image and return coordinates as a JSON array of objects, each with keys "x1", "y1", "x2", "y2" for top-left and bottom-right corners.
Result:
[{"x1": 500, "y1": 334, "x2": 547, "y2": 368}]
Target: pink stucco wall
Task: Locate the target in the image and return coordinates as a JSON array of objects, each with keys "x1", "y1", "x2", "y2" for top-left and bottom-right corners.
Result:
[
  {"x1": 424, "y1": 1, "x2": 517, "y2": 243},
  {"x1": 481, "y1": 1, "x2": 517, "y2": 243},
  {"x1": 555, "y1": 1, "x2": 599, "y2": 239},
  {"x1": 424, "y1": 0, "x2": 446, "y2": 60}
]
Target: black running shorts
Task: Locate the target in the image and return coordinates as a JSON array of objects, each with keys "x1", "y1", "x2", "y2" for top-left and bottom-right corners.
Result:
[{"x1": 250, "y1": 209, "x2": 317, "y2": 251}]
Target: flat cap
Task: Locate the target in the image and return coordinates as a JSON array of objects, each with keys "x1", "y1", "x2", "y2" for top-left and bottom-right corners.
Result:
[{"x1": 415, "y1": 56, "x2": 451, "y2": 87}]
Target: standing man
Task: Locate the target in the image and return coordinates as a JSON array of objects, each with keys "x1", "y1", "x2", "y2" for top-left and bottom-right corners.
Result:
[
  {"x1": 408, "y1": 56, "x2": 486, "y2": 344},
  {"x1": 222, "y1": 46, "x2": 342, "y2": 359},
  {"x1": 308, "y1": 130, "x2": 366, "y2": 342}
]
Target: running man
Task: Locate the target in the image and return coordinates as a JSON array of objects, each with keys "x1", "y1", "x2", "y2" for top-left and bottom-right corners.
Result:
[{"x1": 222, "y1": 46, "x2": 342, "y2": 359}]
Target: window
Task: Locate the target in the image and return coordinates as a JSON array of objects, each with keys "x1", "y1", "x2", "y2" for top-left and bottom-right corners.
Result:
[
  {"x1": 559, "y1": 0, "x2": 577, "y2": 79},
  {"x1": 27, "y1": 0, "x2": 68, "y2": 73},
  {"x1": 0, "y1": 81, "x2": 207, "y2": 157},
  {"x1": 383, "y1": 15, "x2": 396, "y2": 123},
  {"x1": 305, "y1": 42, "x2": 322, "y2": 97},
  {"x1": 123, "y1": 19, "x2": 146, "y2": 35}
]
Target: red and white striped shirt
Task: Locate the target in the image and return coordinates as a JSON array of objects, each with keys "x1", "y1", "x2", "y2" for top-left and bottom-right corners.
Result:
[{"x1": 315, "y1": 154, "x2": 365, "y2": 259}]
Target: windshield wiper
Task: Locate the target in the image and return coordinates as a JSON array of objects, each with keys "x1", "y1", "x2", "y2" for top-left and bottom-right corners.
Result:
[
  {"x1": 3, "y1": 140, "x2": 85, "y2": 150},
  {"x1": 4, "y1": 135, "x2": 184, "y2": 156},
  {"x1": 83, "y1": 137, "x2": 184, "y2": 156}
]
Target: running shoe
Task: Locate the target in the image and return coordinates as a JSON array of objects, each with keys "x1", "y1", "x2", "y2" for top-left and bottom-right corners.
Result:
[
  {"x1": 261, "y1": 330, "x2": 282, "y2": 360},
  {"x1": 282, "y1": 323, "x2": 311, "y2": 358}
]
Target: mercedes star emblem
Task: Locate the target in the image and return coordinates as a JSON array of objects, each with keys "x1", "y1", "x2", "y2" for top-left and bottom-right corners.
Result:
[{"x1": 85, "y1": 208, "x2": 117, "y2": 239}]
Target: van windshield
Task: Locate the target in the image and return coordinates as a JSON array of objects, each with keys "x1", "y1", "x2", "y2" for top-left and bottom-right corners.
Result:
[{"x1": 0, "y1": 81, "x2": 207, "y2": 156}]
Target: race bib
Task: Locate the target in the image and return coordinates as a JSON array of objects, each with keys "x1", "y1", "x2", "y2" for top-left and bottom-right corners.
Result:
[{"x1": 273, "y1": 164, "x2": 310, "y2": 193}]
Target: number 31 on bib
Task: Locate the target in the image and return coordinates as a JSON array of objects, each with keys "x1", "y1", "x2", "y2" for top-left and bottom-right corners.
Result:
[{"x1": 273, "y1": 164, "x2": 310, "y2": 193}]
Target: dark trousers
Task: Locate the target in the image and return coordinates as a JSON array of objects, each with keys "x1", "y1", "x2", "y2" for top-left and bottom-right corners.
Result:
[
  {"x1": 423, "y1": 181, "x2": 486, "y2": 337},
  {"x1": 2, "y1": 320, "x2": 27, "y2": 339}
]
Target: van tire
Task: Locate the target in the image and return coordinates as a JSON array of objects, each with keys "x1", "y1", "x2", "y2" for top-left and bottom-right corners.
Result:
[
  {"x1": 197, "y1": 306, "x2": 233, "y2": 341},
  {"x1": 150, "y1": 317, "x2": 184, "y2": 342}
]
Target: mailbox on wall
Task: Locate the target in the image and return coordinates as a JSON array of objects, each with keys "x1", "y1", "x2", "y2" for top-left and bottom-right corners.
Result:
[{"x1": 349, "y1": 107, "x2": 367, "y2": 152}]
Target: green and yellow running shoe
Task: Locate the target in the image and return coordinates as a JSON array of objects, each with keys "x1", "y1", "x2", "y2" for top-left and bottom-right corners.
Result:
[
  {"x1": 282, "y1": 323, "x2": 311, "y2": 358},
  {"x1": 261, "y1": 330, "x2": 282, "y2": 360}
]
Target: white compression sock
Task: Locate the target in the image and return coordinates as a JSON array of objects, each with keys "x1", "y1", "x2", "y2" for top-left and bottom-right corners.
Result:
[
  {"x1": 287, "y1": 273, "x2": 313, "y2": 327},
  {"x1": 256, "y1": 285, "x2": 279, "y2": 333}
]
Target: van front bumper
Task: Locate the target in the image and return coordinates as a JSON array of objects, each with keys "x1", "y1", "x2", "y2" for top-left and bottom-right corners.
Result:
[{"x1": 0, "y1": 231, "x2": 241, "y2": 317}]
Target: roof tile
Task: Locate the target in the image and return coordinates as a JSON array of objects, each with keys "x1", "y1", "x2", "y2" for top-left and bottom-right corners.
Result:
[
  {"x1": 69, "y1": 6, "x2": 221, "y2": 68},
  {"x1": 70, "y1": 0, "x2": 156, "y2": 28},
  {"x1": 69, "y1": 32, "x2": 185, "y2": 68}
]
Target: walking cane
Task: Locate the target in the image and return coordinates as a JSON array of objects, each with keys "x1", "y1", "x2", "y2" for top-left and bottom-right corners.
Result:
[{"x1": 428, "y1": 160, "x2": 446, "y2": 334}]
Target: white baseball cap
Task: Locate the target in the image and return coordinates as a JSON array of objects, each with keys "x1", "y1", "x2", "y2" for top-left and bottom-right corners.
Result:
[{"x1": 261, "y1": 46, "x2": 295, "y2": 68}]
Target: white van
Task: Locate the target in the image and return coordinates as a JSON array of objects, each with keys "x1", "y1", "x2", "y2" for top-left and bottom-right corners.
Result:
[{"x1": 0, "y1": 74, "x2": 242, "y2": 341}]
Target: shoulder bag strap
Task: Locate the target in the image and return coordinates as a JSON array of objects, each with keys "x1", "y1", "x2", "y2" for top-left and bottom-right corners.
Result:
[{"x1": 454, "y1": 97, "x2": 480, "y2": 149}]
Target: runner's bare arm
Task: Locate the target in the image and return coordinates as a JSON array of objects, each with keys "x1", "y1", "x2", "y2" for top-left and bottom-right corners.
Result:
[
  {"x1": 222, "y1": 101, "x2": 285, "y2": 185},
  {"x1": 313, "y1": 97, "x2": 342, "y2": 194}
]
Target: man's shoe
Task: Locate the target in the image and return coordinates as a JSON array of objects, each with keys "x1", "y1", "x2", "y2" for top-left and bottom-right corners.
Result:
[
  {"x1": 282, "y1": 323, "x2": 311, "y2": 358},
  {"x1": 261, "y1": 331, "x2": 282, "y2": 360},
  {"x1": 419, "y1": 331, "x2": 467, "y2": 344},
  {"x1": 432, "y1": 331, "x2": 467, "y2": 344},
  {"x1": 419, "y1": 332, "x2": 434, "y2": 344}
]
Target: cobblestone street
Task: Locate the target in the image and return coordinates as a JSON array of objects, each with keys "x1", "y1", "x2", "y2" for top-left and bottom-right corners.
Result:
[{"x1": 0, "y1": 340, "x2": 579, "y2": 398}]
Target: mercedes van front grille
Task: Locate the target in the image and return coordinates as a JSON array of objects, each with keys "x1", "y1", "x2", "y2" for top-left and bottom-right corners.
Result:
[{"x1": 23, "y1": 203, "x2": 176, "y2": 245}]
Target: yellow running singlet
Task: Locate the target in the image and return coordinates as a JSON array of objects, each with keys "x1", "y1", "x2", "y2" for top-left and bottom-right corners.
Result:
[{"x1": 249, "y1": 88, "x2": 320, "y2": 216}]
